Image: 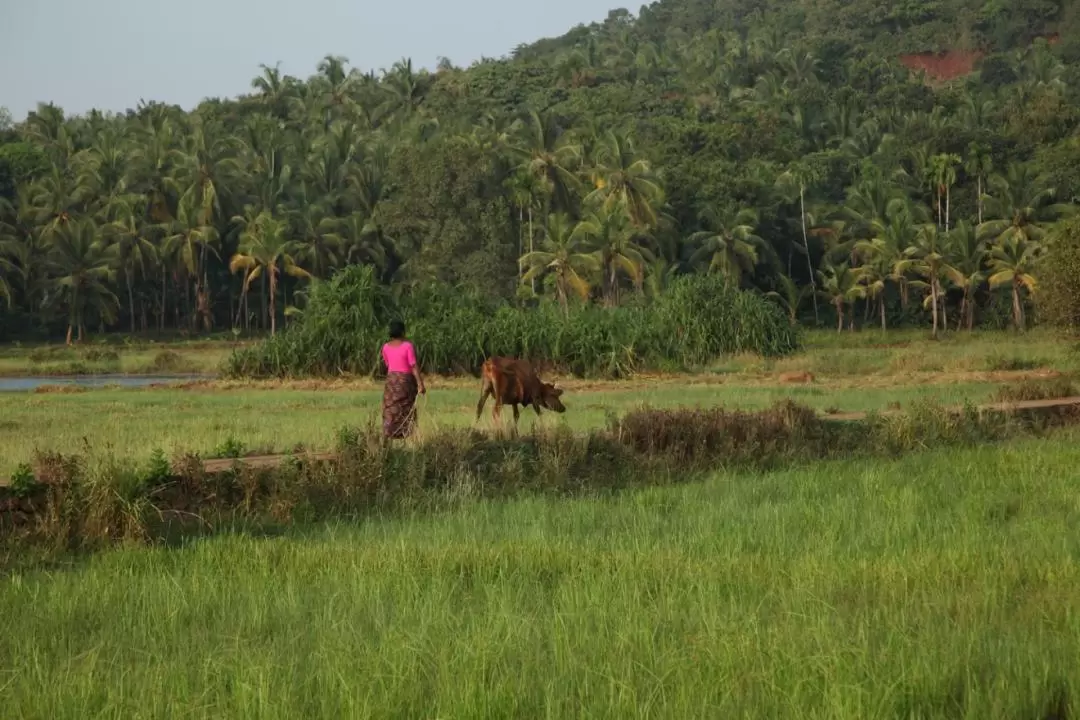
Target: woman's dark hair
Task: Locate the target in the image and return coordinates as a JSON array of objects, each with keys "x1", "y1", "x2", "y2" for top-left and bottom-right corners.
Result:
[{"x1": 388, "y1": 320, "x2": 406, "y2": 339}]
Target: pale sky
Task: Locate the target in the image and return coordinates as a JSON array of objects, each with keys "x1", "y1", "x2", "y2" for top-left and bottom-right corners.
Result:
[{"x1": 1, "y1": 0, "x2": 622, "y2": 121}]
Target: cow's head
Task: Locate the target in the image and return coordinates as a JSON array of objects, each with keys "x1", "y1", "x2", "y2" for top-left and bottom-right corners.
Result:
[{"x1": 540, "y1": 383, "x2": 567, "y2": 413}]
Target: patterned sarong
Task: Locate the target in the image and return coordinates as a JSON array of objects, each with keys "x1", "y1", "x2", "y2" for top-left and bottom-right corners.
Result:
[{"x1": 382, "y1": 371, "x2": 418, "y2": 439}]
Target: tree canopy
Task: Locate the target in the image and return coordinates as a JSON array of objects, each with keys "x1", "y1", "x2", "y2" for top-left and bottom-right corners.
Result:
[{"x1": 0, "y1": 0, "x2": 1077, "y2": 342}]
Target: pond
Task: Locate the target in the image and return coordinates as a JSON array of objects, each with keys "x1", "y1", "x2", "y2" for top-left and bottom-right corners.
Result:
[{"x1": 0, "y1": 375, "x2": 211, "y2": 392}]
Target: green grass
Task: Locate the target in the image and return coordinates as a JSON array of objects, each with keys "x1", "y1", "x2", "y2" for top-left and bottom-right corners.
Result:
[
  {"x1": 0, "y1": 379, "x2": 1015, "y2": 476},
  {"x1": 0, "y1": 328, "x2": 1074, "y2": 379},
  {"x1": 727, "y1": 327, "x2": 1080, "y2": 377},
  {"x1": 1, "y1": 328, "x2": 1076, "y2": 478},
  {"x1": 0, "y1": 340, "x2": 234, "y2": 377},
  {"x1": 3, "y1": 432, "x2": 1079, "y2": 717}
]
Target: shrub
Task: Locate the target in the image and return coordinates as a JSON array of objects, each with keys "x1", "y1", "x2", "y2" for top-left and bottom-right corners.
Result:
[
  {"x1": 224, "y1": 266, "x2": 800, "y2": 379},
  {"x1": 983, "y1": 354, "x2": 1047, "y2": 371},
  {"x1": 993, "y1": 377, "x2": 1077, "y2": 403},
  {"x1": 9, "y1": 463, "x2": 38, "y2": 498},
  {"x1": 1037, "y1": 217, "x2": 1080, "y2": 330},
  {"x1": 80, "y1": 347, "x2": 120, "y2": 364},
  {"x1": 150, "y1": 350, "x2": 187, "y2": 372}
]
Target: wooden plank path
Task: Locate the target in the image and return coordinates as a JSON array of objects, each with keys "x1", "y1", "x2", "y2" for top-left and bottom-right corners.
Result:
[{"x1": 194, "y1": 396, "x2": 1080, "y2": 475}]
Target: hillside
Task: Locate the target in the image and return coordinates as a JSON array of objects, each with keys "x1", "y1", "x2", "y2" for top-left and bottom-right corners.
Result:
[{"x1": 0, "y1": 0, "x2": 1078, "y2": 343}]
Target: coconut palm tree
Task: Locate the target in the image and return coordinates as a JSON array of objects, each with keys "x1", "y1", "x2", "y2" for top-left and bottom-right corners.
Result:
[
  {"x1": 987, "y1": 234, "x2": 1042, "y2": 331},
  {"x1": 574, "y1": 202, "x2": 654, "y2": 306},
  {"x1": 978, "y1": 162, "x2": 1070, "y2": 247},
  {"x1": 766, "y1": 273, "x2": 814, "y2": 326},
  {"x1": 510, "y1": 110, "x2": 582, "y2": 217},
  {"x1": 520, "y1": 213, "x2": 599, "y2": 313},
  {"x1": 584, "y1": 129, "x2": 664, "y2": 228},
  {"x1": 896, "y1": 224, "x2": 959, "y2": 338},
  {"x1": 46, "y1": 217, "x2": 119, "y2": 344},
  {"x1": 229, "y1": 210, "x2": 311, "y2": 335},
  {"x1": 817, "y1": 261, "x2": 866, "y2": 332},
  {"x1": 943, "y1": 221, "x2": 986, "y2": 331},
  {"x1": 930, "y1": 153, "x2": 961, "y2": 229},
  {"x1": 964, "y1": 141, "x2": 993, "y2": 226},
  {"x1": 103, "y1": 195, "x2": 157, "y2": 332},
  {"x1": 855, "y1": 202, "x2": 924, "y2": 311},
  {"x1": 687, "y1": 206, "x2": 776, "y2": 287},
  {"x1": 775, "y1": 162, "x2": 822, "y2": 321},
  {"x1": 162, "y1": 196, "x2": 220, "y2": 329}
]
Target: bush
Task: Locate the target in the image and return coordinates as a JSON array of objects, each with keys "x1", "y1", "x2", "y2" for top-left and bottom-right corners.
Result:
[
  {"x1": 224, "y1": 266, "x2": 800, "y2": 379},
  {"x1": 1037, "y1": 217, "x2": 1080, "y2": 330},
  {"x1": 993, "y1": 377, "x2": 1077, "y2": 403},
  {"x1": 150, "y1": 350, "x2": 187, "y2": 372},
  {"x1": 80, "y1": 347, "x2": 120, "y2": 364}
]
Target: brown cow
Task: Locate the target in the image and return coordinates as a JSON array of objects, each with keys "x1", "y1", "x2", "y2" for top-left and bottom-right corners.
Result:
[{"x1": 475, "y1": 356, "x2": 567, "y2": 428}]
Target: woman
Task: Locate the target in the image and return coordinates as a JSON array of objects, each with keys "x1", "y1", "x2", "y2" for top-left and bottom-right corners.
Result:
[{"x1": 381, "y1": 320, "x2": 426, "y2": 439}]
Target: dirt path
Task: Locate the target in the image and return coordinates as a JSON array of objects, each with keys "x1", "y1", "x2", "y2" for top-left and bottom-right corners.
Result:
[{"x1": 194, "y1": 396, "x2": 1080, "y2": 475}]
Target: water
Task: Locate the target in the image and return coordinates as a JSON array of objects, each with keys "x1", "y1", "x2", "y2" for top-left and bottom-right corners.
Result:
[{"x1": 0, "y1": 375, "x2": 211, "y2": 392}]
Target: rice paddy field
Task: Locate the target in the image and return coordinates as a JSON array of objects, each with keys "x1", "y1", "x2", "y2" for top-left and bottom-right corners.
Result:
[
  {"x1": 0, "y1": 328, "x2": 1075, "y2": 476},
  {"x1": 3, "y1": 329, "x2": 1080, "y2": 717}
]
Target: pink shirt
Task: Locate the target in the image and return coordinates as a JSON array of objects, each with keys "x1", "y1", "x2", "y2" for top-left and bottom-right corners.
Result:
[{"x1": 382, "y1": 341, "x2": 417, "y2": 374}]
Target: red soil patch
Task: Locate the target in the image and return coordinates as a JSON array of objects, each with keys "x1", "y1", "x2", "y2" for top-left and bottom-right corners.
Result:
[{"x1": 900, "y1": 50, "x2": 984, "y2": 82}]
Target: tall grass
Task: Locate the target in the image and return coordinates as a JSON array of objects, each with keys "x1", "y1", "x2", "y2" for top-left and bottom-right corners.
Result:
[
  {"x1": 224, "y1": 265, "x2": 800, "y2": 379},
  {"x1": 4, "y1": 432, "x2": 1080, "y2": 717},
  {"x1": 4, "y1": 397, "x2": 1077, "y2": 558}
]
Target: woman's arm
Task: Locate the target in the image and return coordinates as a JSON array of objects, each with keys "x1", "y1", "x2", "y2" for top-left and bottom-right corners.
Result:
[{"x1": 409, "y1": 343, "x2": 425, "y2": 394}]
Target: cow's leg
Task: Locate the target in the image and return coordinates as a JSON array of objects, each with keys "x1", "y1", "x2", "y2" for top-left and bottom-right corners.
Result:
[
  {"x1": 476, "y1": 386, "x2": 490, "y2": 422},
  {"x1": 511, "y1": 403, "x2": 520, "y2": 436}
]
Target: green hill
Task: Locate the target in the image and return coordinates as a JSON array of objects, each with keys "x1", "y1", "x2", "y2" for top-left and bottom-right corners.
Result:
[{"x1": 0, "y1": 0, "x2": 1077, "y2": 345}]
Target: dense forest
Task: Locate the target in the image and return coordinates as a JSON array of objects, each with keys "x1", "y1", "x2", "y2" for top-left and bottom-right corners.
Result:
[{"x1": 1, "y1": 0, "x2": 1078, "y2": 343}]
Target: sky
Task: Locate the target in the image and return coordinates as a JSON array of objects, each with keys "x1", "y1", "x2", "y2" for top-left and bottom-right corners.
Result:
[{"x1": 1, "y1": 0, "x2": 623, "y2": 121}]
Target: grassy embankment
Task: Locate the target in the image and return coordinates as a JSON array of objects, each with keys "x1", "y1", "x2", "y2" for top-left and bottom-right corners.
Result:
[
  {"x1": 0, "y1": 329, "x2": 1073, "y2": 477},
  {"x1": 2, "y1": 431, "x2": 1079, "y2": 717},
  {"x1": 0, "y1": 339, "x2": 236, "y2": 377}
]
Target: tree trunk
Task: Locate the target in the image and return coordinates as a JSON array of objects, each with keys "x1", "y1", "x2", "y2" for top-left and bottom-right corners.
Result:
[
  {"x1": 1013, "y1": 280, "x2": 1023, "y2": 331},
  {"x1": 835, "y1": 299, "x2": 843, "y2": 332},
  {"x1": 945, "y1": 183, "x2": 950, "y2": 230},
  {"x1": 65, "y1": 324, "x2": 73, "y2": 346},
  {"x1": 800, "y1": 185, "x2": 819, "y2": 324},
  {"x1": 940, "y1": 280, "x2": 948, "y2": 333},
  {"x1": 127, "y1": 272, "x2": 136, "y2": 334},
  {"x1": 930, "y1": 279, "x2": 939, "y2": 338},
  {"x1": 234, "y1": 283, "x2": 247, "y2": 329},
  {"x1": 879, "y1": 295, "x2": 887, "y2": 331},
  {"x1": 160, "y1": 266, "x2": 167, "y2": 331},
  {"x1": 269, "y1": 270, "x2": 277, "y2": 335},
  {"x1": 977, "y1": 176, "x2": 983, "y2": 226},
  {"x1": 184, "y1": 279, "x2": 193, "y2": 330},
  {"x1": 528, "y1": 207, "x2": 536, "y2": 294}
]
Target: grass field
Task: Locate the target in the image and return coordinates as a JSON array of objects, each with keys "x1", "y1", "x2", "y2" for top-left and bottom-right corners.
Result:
[
  {"x1": 3, "y1": 432, "x2": 1079, "y2": 717},
  {"x1": 0, "y1": 339, "x2": 234, "y2": 377},
  {"x1": 0, "y1": 329, "x2": 1074, "y2": 477}
]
